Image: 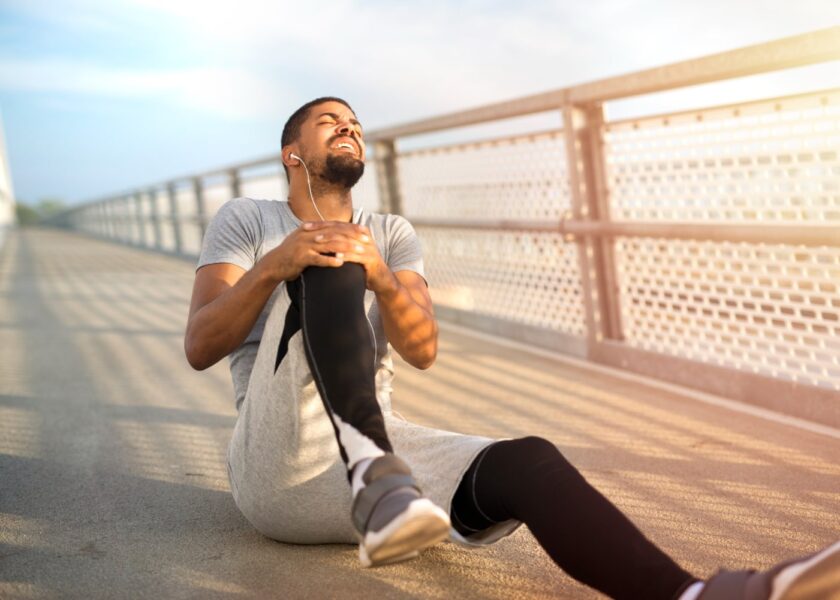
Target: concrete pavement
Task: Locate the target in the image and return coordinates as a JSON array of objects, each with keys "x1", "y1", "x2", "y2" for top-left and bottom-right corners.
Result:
[{"x1": 1, "y1": 227, "x2": 839, "y2": 599}]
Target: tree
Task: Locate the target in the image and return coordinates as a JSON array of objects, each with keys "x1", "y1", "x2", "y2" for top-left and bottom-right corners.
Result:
[
  {"x1": 14, "y1": 201, "x2": 39, "y2": 225},
  {"x1": 13, "y1": 198, "x2": 67, "y2": 226}
]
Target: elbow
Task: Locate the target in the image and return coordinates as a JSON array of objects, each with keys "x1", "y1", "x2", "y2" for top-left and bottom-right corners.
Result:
[
  {"x1": 415, "y1": 324, "x2": 439, "y2": 370},
  {"x1": 184, "y1": 343, "x2": 205, "y2": 371},
  {"x1": 415, "y1": 355, "x2": 435, "y2": 370},
  {"x1": 184, "y1": 331, "x2": 211, "y2": 371},
  {"x1": 408, "y1": 354, "x2": 435, "y2": 370},
  {"x1": 411, "y1": 339, "x2": 438, "y2": 370}
]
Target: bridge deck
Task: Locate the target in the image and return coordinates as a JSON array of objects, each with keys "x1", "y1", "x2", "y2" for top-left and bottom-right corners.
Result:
[{"x1": 1, "y1": 227, "x2": 839, "y2": 599}]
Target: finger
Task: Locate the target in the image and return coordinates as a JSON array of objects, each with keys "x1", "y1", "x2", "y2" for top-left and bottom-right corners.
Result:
[
  {"x1": 308, "y1": 251, "x2": 345, "y2": 267},
  {"x1": 314, "y1": 222, "x2": 371, "y2": 243},
  {"x1": 334, "y1": 252, "x2": 368, "y2": 266},
  {"x1": 312, "y1": 232, "x2": 354, "y2": 243},
  {"x1": 348, "y1": 224, "x2": 371, "y2": 242},
  {"x1": 314, "y1": 232, "x2": 370, "y2": 248},
  {"x1": 312, "y1": 237, "x2": 362, "y2": 254},
  {"x1": 301, "y1": 221, "x2": 337, "y2": 231}
]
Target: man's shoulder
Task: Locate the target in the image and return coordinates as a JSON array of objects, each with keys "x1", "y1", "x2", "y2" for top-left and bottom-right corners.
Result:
[
  {"x1": 218, "y1": 197, "x2": 295, "y2": 227},
  {"x1": 224, "y1": 196, "x2": 274, "y2": 213},
  {"x1": 360, "y1": 209, "x2": 412, "y2": 227}
]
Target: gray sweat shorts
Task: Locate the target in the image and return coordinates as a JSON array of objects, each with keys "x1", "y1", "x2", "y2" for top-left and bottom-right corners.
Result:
[{"x1": 224, "y1": 280, "x2": 522, "y2": 547}]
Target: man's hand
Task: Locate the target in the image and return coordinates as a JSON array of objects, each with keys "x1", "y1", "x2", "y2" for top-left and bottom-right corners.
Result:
[
  {"x1": 260, "y1": 221, "x2": 350, "y2": 283},
  {"x1": 285, "y1": 220, "x2": 437, "y2": 369},
  {"x1": 285, "y1": 221, "x2": 397, "y2": 295}
]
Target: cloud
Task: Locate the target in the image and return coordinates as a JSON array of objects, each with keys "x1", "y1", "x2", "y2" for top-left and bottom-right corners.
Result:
[
  {"x1": 0, "y1": 58, "x2": 296, "y2": 119},
  {"x1": 3, "y1": 0, "x2": 836, "y2": 125},
  {"x1": 121, "y1": 0, "x2": 839, "y2": 123}
]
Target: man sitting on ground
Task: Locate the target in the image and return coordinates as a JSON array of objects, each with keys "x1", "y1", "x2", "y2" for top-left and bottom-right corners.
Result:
[{"x1": 185, "y1": 96, "x2": 840, "y2": 599}]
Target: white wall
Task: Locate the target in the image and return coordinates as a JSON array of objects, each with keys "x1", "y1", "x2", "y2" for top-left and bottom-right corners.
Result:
[{"x1": 0, "y1": 111, "x2": 16, "y2": 227}]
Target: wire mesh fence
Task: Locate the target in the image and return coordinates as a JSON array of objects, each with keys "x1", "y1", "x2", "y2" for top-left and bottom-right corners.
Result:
[{"x1": 52, "y1": 28, "x2": 840, "y2": 424}]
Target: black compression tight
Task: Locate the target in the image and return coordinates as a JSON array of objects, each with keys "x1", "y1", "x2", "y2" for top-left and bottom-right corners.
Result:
[
  {"x1": 451, "y1": 437, "x2": 697, "y2": 600},
  {"x1": 280, "y1": 263, "x2": 393, "y2": 483}
]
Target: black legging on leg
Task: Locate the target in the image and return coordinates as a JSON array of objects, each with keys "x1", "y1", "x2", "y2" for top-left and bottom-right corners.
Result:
[
  {"x1": 279, "y1": 262, "x2": 393, "y2": 483},
  {"x1": 451, "y1": 436, "x2": 697, "y2": 600}
]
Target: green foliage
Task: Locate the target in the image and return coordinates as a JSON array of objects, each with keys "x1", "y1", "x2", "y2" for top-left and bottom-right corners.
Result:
[
  {"x1": 36, "y1": 198, "x2": 66, "y2": 216},
  {"x1": 14, "y1": 202, "x2": 39, "y2": 225},
  {"x1": 14, "y1": 198, "x2": 66, "y2": 226}
]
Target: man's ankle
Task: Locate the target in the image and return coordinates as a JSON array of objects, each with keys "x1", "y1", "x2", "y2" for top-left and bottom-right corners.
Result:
[{"x1": 351, "y1": 457, "x2": 375, "y2": 497}]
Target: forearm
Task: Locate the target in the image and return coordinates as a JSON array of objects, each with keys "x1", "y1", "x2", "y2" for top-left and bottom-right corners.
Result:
[
  {"x1": 185, "y1": 261, "x2": 280, "y2": 370},
  {"x1": 376, "y1": 274, "x2": 438, "y2": 369}
]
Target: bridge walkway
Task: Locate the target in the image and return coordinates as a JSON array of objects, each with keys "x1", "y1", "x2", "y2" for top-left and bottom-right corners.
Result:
[{"x1": 1, "y1": 227, "x2": 838, "y2": 599}]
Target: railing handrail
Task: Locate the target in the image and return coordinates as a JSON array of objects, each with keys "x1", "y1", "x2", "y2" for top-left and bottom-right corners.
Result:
[{"x1": 366, "y1": 26, "x2": 840, "y2": 141}]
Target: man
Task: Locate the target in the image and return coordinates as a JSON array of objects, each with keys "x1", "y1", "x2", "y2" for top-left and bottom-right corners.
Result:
[{"x1": 185, "y1": 97, "x2": 839, "y2": 598}]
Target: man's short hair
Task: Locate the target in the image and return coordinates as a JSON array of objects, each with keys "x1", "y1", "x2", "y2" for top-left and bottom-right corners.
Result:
[{"x1": 281, "y1": 96, "x2": 355, "y2": 182}]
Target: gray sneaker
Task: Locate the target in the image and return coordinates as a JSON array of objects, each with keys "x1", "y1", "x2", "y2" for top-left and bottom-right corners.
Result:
[
  {"x1": 351, "y1": 453, "x2": 451, "y2": 568},
  {"x1": 698, "y1": 539, "x2": 840, "y2": 599}
]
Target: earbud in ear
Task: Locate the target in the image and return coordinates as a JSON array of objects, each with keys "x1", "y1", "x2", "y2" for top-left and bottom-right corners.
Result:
[{"x1": 289, "y1": 153, "x2": 301, "y2": 163}]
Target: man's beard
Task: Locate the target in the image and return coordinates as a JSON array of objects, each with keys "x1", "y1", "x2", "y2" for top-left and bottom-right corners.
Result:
[{"x1": 321, "y1": 153, "x2": 365, "y2": 189}]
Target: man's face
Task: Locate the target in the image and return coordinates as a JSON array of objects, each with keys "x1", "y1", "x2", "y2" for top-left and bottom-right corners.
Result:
[{"x1": 295, "y1": 100, "x2": 366, "y2": 189}]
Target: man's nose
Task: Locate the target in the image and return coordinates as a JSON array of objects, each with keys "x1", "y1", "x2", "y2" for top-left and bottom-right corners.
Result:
[{"x1": 336, "y1": 120, "x2": 355, "y2": 135}]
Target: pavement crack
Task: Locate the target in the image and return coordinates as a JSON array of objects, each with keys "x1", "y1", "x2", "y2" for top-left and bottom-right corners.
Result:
[{"x1": 78, "y1": 541, "x2": 106, "y2": 559}]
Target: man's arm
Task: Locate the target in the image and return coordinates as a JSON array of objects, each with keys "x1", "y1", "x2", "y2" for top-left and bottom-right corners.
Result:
[
  {"x1": 185, "y1": 223, "x2": 351, "y2": 370},
  {"x1": 374, "y1": 270, "x2": 438, "y2": 370},
  {"x1": 184, "y1": 261, "x2": 276, "y2": 370}
]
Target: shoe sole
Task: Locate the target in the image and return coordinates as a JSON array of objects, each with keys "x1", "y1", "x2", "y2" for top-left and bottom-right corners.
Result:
[
  {"x1": 773, "y1": 539, "x2": 840, "y2": 600},
  {"x1": 358, "y1": 498, "x2": 451, "y2": 568}
]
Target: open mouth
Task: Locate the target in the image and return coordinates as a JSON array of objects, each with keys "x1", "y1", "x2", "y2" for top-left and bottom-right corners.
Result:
[{"x1": 331, "y1": 138, "x2": 360, "y2": 156}]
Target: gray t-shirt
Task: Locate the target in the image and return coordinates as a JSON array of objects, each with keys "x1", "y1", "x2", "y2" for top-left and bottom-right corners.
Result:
[{"x1": 195, "y1": 197, "x2": 425, "y2": 410}]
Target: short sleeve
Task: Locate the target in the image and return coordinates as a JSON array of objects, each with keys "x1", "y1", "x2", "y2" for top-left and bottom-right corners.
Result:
[
  {"x1": 196, "y1": 197, "x2": 263, "y2": 272},
  {"x1": 386, "y1": 214, "x2": 425, "y2": 281}
]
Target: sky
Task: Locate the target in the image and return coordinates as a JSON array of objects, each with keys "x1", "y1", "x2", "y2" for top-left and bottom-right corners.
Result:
[{"x1": 0, "y1": 0, "x2": 838, "y2": 205}]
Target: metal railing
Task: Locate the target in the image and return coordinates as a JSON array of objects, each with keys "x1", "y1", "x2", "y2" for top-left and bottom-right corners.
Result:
[{"x1": 49, "y1": 27, "x2": 840, "y2": 427}]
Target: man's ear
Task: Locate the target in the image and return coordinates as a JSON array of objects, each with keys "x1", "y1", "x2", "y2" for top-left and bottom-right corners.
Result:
[{"x1": 282, "y1": 148, "x2": 299, "y2": 167}]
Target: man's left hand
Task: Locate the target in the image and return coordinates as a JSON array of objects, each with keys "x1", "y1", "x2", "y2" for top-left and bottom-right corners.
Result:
[{"x1": 302, "y1": 221, "x2": 397, "y2": 296}]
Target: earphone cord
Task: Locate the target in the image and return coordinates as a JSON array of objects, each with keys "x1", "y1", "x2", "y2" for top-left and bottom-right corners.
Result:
[{"x1": 297, "y1": 158, "x2": 326, "y2": 222}]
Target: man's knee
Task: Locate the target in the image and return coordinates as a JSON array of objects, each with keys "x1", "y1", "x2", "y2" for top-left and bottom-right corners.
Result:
[
  {"x1": 489, "y1": 436, "x2": 573, "y2": 480},
  {"x1": 302, "y1": 261, "x2": 366, "y2": 294}
]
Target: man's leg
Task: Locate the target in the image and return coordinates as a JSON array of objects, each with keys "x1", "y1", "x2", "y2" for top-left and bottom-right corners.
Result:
[
  {"x1": 282, "y1": 262, "x2": 450, "y2": 566},
  {"x1": 451, "y1": 436, "x2": 697, "y2": 600},
  {"x1": 283, "y1": 261, "x2": 390, "y2": 482},
  {"x1": 452, "y1": 436, "x2": 840, "y2": 599}
]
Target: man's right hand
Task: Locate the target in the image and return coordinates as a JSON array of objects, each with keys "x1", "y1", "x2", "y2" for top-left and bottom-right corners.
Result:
[
  {"x1": 262, "y1": 221, "x2": 372, "y2": 283},
  {"x1": 184, "y1": 220, "x2": 373, "y2": 370}
]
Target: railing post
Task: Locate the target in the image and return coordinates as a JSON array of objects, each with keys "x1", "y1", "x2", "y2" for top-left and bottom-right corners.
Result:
[
  {"x1": 121, "y1": 196, "x2": 130, "y2": 242},
  {"x1": 562, "y1": 104, "x2": 624, "y2": 352},
  {"x1": 229, "y1": 169, "x2": 241, "y2": 199},
  {"x1": 193, "y1": 177, "x2": 206, "y2": 241},
  {"x1": 279, "y1": 157, "x2": 289, "y2": 200},
  {"x1": 149, "y1": 189, "x2": 162, "y2": 250},
  {"x1": 373, "y1": 140, "x2": 403, "y2": 215},
  {"x1": 168, "y1": 183, "x2": 183, "y2": 255},
  {"x1": 116, "y1": 197, "x2": 126, "y2": 242},
  {"x1": 104, "y1": 200, "x2": 115, "y2": 240},
  {"x1": 97, "y1": 201, "x2": 106, "y2": 237},
  {"x1": 134, "y1": 192, "x2": 146, "y2": 247}
]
